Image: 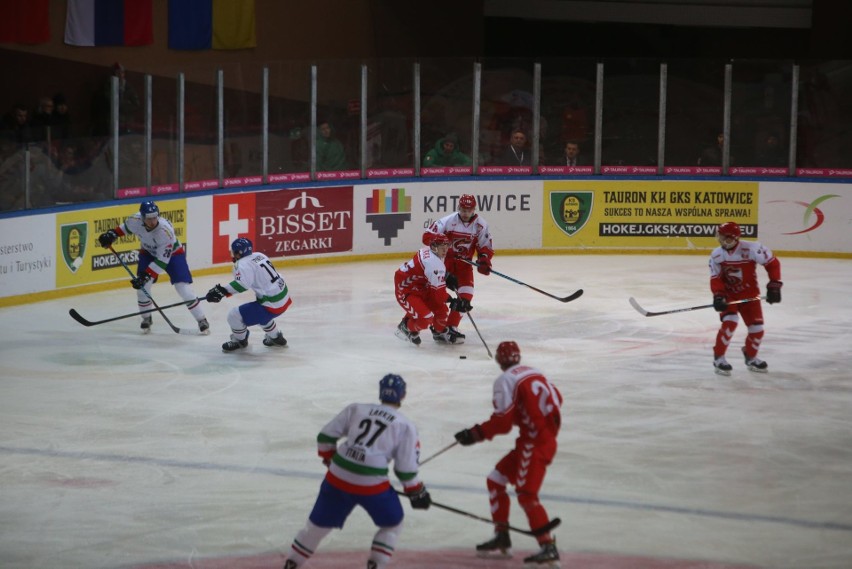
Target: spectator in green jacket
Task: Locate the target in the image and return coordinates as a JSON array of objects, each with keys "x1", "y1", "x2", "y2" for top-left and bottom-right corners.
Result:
[
  {"x1": 316, "y1": 121, "x2": 347, "y2": 171},
  {"x1": 423, "y1": 133, "x2": 472, "y2": 167}
]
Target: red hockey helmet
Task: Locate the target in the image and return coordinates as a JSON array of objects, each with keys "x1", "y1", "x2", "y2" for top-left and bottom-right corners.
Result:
[
  {"x1": 458, "y1": 194, "x2": 476, "y2": 210},
  {"x1": 429, "y1": 233, "x2": 450, "y2": 248},
  {"x1": 495, "y1": 341, "x2": 521, "y2": 370},
  {"x1": 717, "y1": 221, "x2": 741, "y2": 249}
]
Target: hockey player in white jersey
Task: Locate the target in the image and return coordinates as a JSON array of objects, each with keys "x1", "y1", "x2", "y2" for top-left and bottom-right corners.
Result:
[
  {"x1": 98, "y1": 201, "x2": 208, "y2": 334},
  {"x1": 283, "y1": 374, "x2": 431, "y2": 569},
  {"x1": 205, "y1": 237, "x2": 292, "y2": 352}
]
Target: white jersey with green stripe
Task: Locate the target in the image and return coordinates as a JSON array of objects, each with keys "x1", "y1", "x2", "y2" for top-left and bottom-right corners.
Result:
[
  {"x1": 120, "y1": 214, "x2": 183, "y2": 277},
  {"x1": 224, "y1": 252, "x2": 291, "y2": 311},
  {"x1": 318, "y1": 402, "x2": 423, "y2": 492}
]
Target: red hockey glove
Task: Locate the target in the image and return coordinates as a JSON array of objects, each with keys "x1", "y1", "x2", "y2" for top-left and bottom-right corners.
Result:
[
  {"x1": 766, "y1": 281, "x2": 782, "y2": 304},
  {"x1": 476, "y1": 255, "x2": 492, "y2": 275},
  {"x1": 319, "y1": 450, "x2": 334, "y2": 467}
]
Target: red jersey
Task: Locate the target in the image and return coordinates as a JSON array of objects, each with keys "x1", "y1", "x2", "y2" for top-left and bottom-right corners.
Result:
[
  {"x1": 709, "y1": 240, "x2": 781, "y2": 301},
  {"x1": 394, "y1": 246, "x2": 447, "y2": 302},
  {"x1": 422, "y1": 212, "x2": 493, "y2": 262},
  {"x1": 479, "y1": 364, "x2": 562, "y2": 446}
]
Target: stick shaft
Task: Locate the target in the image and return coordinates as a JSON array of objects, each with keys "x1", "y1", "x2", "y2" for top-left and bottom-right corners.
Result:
[
  {"x1": 108, "y1": 246, "x2": 181, "y2": 333},
  {"x1": 419, "y1": 441, "x2": 458, "y2": 466},
  {"x1": 459, "y1": 258, "x2": 582, "y2": 303},
  {"x1": 69, "y1": 298, "x2": 203, "y2": 327},
  {"x1": 629, "y1": 296, "x2": 763, "y2": 317}
]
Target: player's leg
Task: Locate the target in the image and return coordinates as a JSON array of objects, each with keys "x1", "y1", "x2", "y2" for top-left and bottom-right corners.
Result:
[
  {"x1": 361, "y1": 488, "x2": 405, "y2": 568},
  {"x1": 285, "y1": 480, "x2": 355, "y2": 567},
  {"x1": 136, "y1": 251, "x2": 155, "y2": 332},
  {"x1": 740, "y1": 302, "x2": 768, "y2": 371},
  {"x1": 476, "y1": 452, "x2": 516, "y2": 558},
  {"x1": 165, "y1": 255, "x2": 208, "y2": 331},
  {"x1": 517, "y1": 441, "x2": 560, "y2": 565},
  {"x1": 713, "y1": 311, "x2": 739, "y2": 375}
]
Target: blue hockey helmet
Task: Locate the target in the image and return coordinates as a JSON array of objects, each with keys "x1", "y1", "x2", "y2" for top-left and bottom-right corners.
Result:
[
  {"x1": 139, "y1": 201, "x2": 159, "y2": 219},
  {"x1": 230, "y1": 237, "x2": 253, "y2": 260},
  {"x1": 379, "y1": 373, "x2": 406, "y2": 404}
]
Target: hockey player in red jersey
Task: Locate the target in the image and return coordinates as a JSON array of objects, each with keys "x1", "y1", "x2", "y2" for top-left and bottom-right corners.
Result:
[
  {"x1": 709, "y1": 221, "x2": 782, "y2": 375},
  {"x1": 422, "y1": 193, "x2": 493, "y2": 345},
  {"x1": 454, "y1": 341, "x2": 562, "y2": 566},
  {"x1": 394, "y1": 233, "x2": 470, "y2": 345}
]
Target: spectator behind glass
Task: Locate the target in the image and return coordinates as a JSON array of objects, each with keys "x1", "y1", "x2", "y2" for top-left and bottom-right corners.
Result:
[
  {"x1": 493, "y1": 128, "x2": 530, "y2": 166},
  {"x1": 562, "y1": 140, "x2": 588, "y2": 166},
  {"x1": 316, "y1": 121, "x2": 347, "y2": 171},
  {"x1": 1, "y1": 103, "x2": 33, "y2": 148},
  {"x1": 754, "y1": 133, "x2": 786, "y2": 167},
  {"x1": 29, "y1": 97, "x2": 56, "y2": 142},
  {"x1": 423, "y1": 133, "x2": 472, "y2": 167},
  {"x1": 698, "y1": 133, "x2": 735, "y2": 167},
  {"x1": 52, "y1": 93, "x2": 72, "y2": 140},
  {"x1": 93, "y1": 62, "x2": 140, "y2": 136}
]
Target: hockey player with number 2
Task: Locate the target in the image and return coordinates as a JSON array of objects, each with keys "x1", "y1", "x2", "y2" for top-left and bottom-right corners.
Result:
[
  {"x1": 709, "y1": 221, "x2": 782, "y2": 375},
  {"x1": 205, "y1": 238, "x2": 292, "y2": 352},
  {"x1": 282, "y1": 374, "x2": 431, "y2": 569},
  {"x1": 97, "y1": 201, "x2": 208, "y2": 334},
  {"x1": 422, "y1": 193, "x2": 493, "y2": 345},
  {"x1": 454, "y1": 341, "x2": 563, "y2": 566}
]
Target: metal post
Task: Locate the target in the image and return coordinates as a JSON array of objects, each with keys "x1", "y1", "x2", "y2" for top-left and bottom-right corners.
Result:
[
  {"x1": 472, "y1": 62, "x2": 481, "y2": 174},
  {"x1": 145, "y1": 74, "x2": 152, "y2": 191},
  {"x1": 310, "y1": 65, "x2": 317, "y2": 180},
  {"x1": 657, "y1": 63, "x2": 668, "y2": 175},
  {"x1": 217, "y1": 68, "x2": 224, "y2": 187},
  {"x1": 788, "y1": 64, "x2": 799, "y2": 177},
  {"x1": 111, "y1": 75, "x2": 119, "y2": 196},
  {"x1": 262, "y1": 66, "x2": 269, "y2": 184},
  {"x1": 177, "y1": 73, "x2": 185, "y2": 192},
  {"x1": 414, "y1": 63, "x2": 421, "y2": 176},
  {"x1": 594, "y1": 63, "x2": 604, "y2": 174},
  {"x1": 532, "y1": 62, "x2": 541, "y2": 170},
  {"x1": 722, "y1": 63, "x2": 733, "y2": 175},
  {"x1": 361, "y1": 64, "x2": 368, "y2": 178}
]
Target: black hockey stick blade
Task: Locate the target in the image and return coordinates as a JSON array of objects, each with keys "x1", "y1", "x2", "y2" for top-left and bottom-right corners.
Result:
[
  {"x1": 68, "y1": 298, "x2": 202, "y2": 327},
  {"x1": 629, "y1": 296, "x2": 763, "y2": 317}
]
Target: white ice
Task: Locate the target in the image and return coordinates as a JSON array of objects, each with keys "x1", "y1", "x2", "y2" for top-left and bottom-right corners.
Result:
[{"x1": 1, "y1": 255, "x2": 851, "y2": 569}]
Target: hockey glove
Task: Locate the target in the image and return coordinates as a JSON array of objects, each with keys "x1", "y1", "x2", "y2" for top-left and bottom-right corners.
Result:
[
  {"x1": 206, "y1": 284, "x2": 229, "y2": 303},
  {"x1": 319, "y1": 449, "x2": 334, "y2": 467},
  {"x1": 447, "y1": 297, "x2": 472, "y2": 313},
  {"x1": 445, "y1": 272, "x2": 458, "y2": 291},
  {"x1": 713, "y1": 295, "x2": 728, "y2": 312},
  {"x1": 476, "y1": 255, "x2": 492, "y2": 276},
  {"x1": 406, "y1": 484, "x2": 432, "y2": 510},
  {"x1": 98, "y1": 229, "x2": 118, "y2": 248},
  {"x1": 454, "y1": 424, "x2": 484, "y2": 446},
  {"x1": 766, "y1": 280, "x2": 783, "y2": 304},
  {"x1": 130, "y1": 273, "x2": 153, "y2": 290}
]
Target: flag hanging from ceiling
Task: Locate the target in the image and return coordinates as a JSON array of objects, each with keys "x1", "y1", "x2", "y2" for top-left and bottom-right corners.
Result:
[
  {"x1": 65, "y1": 0, "x2": 153, "y2": 47},
  {"x1": 0, "y1": 0, "x2": 50, "y2": 44},
  {"x1": 169, "y1": 0, "x2": 256, "y2": 50}
]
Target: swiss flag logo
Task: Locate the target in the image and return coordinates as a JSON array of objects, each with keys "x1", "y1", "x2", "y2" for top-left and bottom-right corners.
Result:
[{"x1": 213, "y1": 194, "x2": 256, "y2": 264}]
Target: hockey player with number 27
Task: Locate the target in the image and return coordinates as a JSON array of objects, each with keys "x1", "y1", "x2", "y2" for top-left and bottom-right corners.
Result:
[
  {"x1": 710, "y1": 221, "x2": 782, "y2": 376},
  {"x1": 97, "y1": 201, "x2": 208, "y2": 334},
  {"x1": 422, "y1": 193, "x2": 493, "y2": 345},
  {"x1": 205, "y1": 238, "x2": 292, "y2": 353},
  {"x1": 454, "y1": 341, "x2": 562, "y2": 566},
  {"x1": 283, "y1": 374, "x2": 431, "y2": 569}
]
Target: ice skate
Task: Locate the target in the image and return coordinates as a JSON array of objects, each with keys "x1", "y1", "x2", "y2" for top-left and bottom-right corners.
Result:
[
  {"x1": 713, "y1": 355, "x2": 732, "y2": 376},
  {"x1": 263, "y1": 332, "x2": 287, "y2": 347},
  {"x1": 283, "y1": 560, "x2": 298, "y2": 569},
  {"x1": 447, "y1": 326, "x2": 465, "y2": 344},
  {"x1": 395, "y1": 318, "x2": 421, "y2": 345},
  {"x1": 140, "y1": 316, "x2": 153, "y2": 334},
  {"x1": 476, "y1": 530, "x2": 512, "y2": 559},
  {"x1": 523, "y1": 541, "x2": 560, "y2": 567},
  {"x1": 198, "y1": 318, "x2": 210, "y2": 335},
  {"x1": 430, "y1": 325, "x2": 462, "y2": 344},
  {"x1": 222, "y1": 331, "x2": 250, "y2": 352},
  {"x1": 742, "y1": 347, "x2": 768, "y2": 373}
]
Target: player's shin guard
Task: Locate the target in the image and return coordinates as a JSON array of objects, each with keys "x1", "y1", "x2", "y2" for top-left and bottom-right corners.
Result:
[
  {"x1": 368, "y1": 524, "x2": 401, "y2": 568},
  {"x1": 486, "y1": 474, "x2": 511, "y2": 526},
  {"x1": 743, "y1": 325, "x2": 764, "y2": 359},
  {"x1": 286, "y1": 520, "x2": 333, "y2": 567},
  {"x1": 714, "y1": 317, "x2": 738, "y2": 357},
  {"x1": 518, "y1": 491, "x2": 552, "y2": 543},
  {"x1": 174, "y1": 282, "x2": 205, "y2": 320}
]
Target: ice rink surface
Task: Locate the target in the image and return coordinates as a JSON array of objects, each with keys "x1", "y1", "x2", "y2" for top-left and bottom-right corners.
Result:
[{"x1": 1, "y1": 254, "x2": 851, "y2": 569}]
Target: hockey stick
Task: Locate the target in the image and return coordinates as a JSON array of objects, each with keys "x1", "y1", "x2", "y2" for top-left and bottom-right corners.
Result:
[
  {"x1": 459, "y1": 258, "x2": 583, "y2": 303},
  {"x1": 395, "y1": 490, "x2": 560, "y2": 537},
  {"x1": 419, "y1": 441, "x2": 458, "y2": 466},
  {"x1": 108, "y1": 245, "x2": 181, "y2": 333},
  {"x1": 629, "y1": 296, "x2": 765, "y2": 317},
  {"x1": 69, "y1": 298, "x2": 205, "y2": 327},
  {"x1": 466, "y1": 311, "x2": 492, "y2": 358}
]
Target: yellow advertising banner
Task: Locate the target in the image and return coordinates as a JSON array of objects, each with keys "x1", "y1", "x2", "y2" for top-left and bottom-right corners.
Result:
[
  {"x1": 542, "y1": 180, "x2": 759, "y2": 249},
  {"x1": 55, "y1": 200, "x2": 188, "y2": 288}
]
